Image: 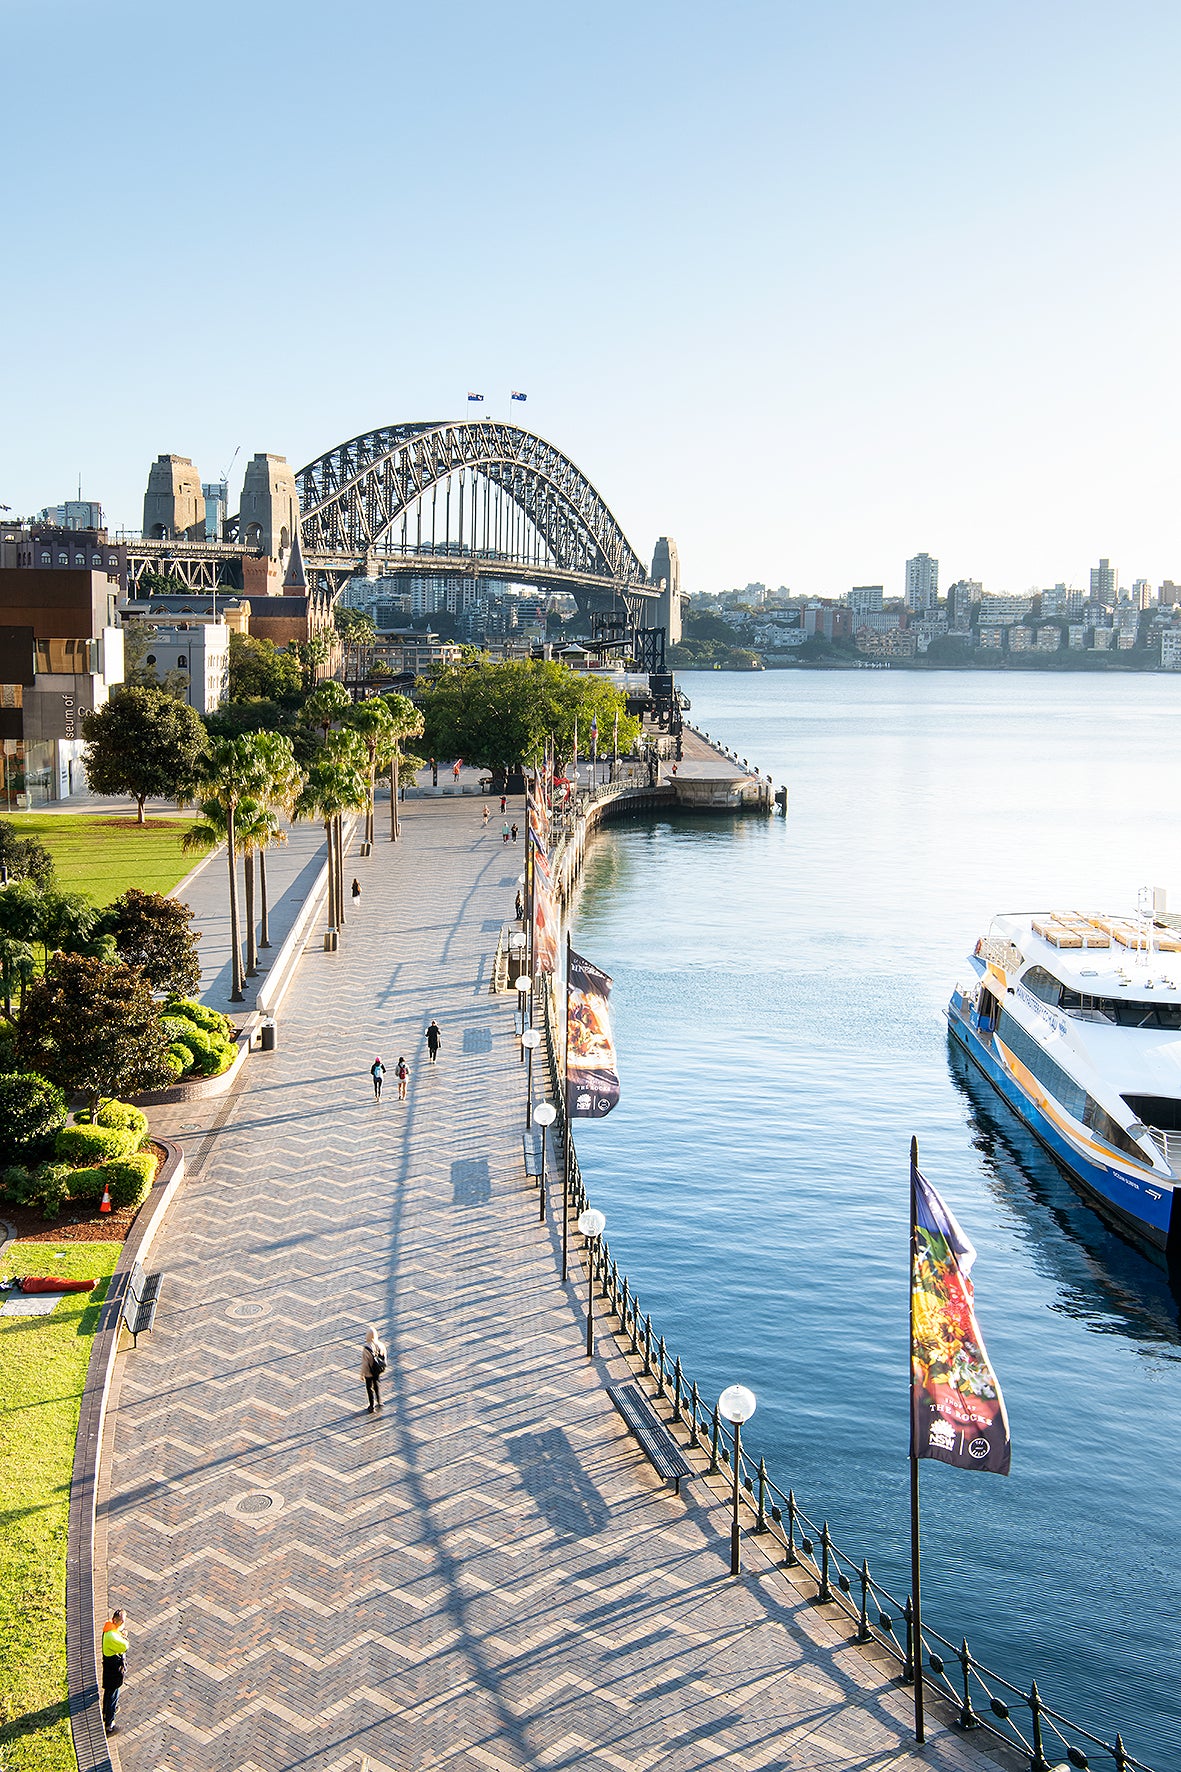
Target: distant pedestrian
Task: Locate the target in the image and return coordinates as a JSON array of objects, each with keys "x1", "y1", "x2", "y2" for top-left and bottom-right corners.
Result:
[
  {"x1": 511, "y1": 822, "x2": 519, "y2": 842},
  {"x1": 500, "y1": 794, "x2": 507, "y2": 813},
  {"x1": 371, "y1": 1057, "x2": 385, "y2": 1100},
  {"x1": 426, "y1": 1020, "x2": 441, "y2": 1063},
  {"x1": 452, "y1": 758, "x2": 462, "y2": 782},
  {"x1": 352, "y1": 877, "x2": 361, "y2": 902},
  {"x1": 515, "y1": 889, "x2": 524, "y2": 921},
  {"x1": 396, "y1": 1056, "x2": 409, "y2": 1100},
  {"x1": 501, "y1": 822, "x2": 510, "y2": 843},
  {"x1": 431, "y1": 756, "x2": 438, "y2": 786},
  {"x1": 482, "y1": 804, "x2": 489, "y2": 826},
  {"x1": 101, "y1": 1609, "x2": 127, "y2": 1733},
  {"x1": 361, "y1": 1327, "x2": 386, "y2": 1412}
]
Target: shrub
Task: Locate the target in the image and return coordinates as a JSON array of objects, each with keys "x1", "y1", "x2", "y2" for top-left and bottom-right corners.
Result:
[
  {"x1": 191, "y1": 1037, "x2": 235, "y2": 1077},
  {"x1": 31, "y1": 1161, "x2": 73, "y2": 1220},
  {"x1": 166, "y1": 1043, "x2": 194, "y2": 1077},
  {"x1": 164, "y1": 997, "x2": 233, "y2": 1041},
  {"x1": 167, "y1": 1022, "x2": 212, "y2": 1058},
  {"x1": 96, "y1": 1099, "x2": 150, "y2": 1146},
  {"x1": 66, "y1": 1165, "x2": 107, "y2": 1202},
  {"x1": 0, "y1": 1072, "x2": 68, "y2": 1166},
  {"x1": 54, "y1": 1123, "x2": 136, "y2": 1166},
  {"x1": 2, "y1": 1164, "x2": 37, "y2": 1205},
  {"x1": 105, "y1": 1151, "x2": 156, "y2": 1211}
]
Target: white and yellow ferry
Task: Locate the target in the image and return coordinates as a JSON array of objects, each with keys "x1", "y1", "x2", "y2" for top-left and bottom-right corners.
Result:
[{"x1": 948, "y1": 909, "x2": 1181, "y2": 1258}]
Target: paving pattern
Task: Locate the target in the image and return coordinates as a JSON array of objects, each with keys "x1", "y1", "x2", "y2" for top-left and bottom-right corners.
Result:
[{"x1": 103, "y1": 793, "x2": 994, "y2": 1772}]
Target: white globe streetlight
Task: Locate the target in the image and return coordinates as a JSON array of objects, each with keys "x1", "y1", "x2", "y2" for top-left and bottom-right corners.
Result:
[
  {"x1": 533, "y1": 1100, "x2": 557, "y2": 1221},
  {"x1": 577, "y1": 1209, "x2": 607, "y2": 1356},
  {"x1": 719, "y1": 1385, "x2": 757, "y2": 1574}
]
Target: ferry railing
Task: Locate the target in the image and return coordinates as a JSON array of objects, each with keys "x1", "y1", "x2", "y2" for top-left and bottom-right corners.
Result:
[{"x1": 534, "y1": 975, "x2": 1155, "y2": 1772}]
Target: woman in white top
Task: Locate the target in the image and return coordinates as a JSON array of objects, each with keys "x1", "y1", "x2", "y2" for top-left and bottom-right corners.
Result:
[{"x1": 361, "y1": 1327, "x2": 386, "y2": 1413}]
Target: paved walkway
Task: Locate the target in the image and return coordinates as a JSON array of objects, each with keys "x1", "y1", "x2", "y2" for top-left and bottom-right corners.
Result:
[{"x1": 102, "y1": 792, "x2": 991, "y2": 1772}]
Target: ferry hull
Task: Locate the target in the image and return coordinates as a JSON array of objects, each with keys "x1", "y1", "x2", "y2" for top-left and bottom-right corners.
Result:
[{"x1": 947, "y1": 999, "x2": 1176, "y2": 1256}]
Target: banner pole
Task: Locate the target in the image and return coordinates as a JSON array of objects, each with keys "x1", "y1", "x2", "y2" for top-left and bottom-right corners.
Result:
[
  {"x1": 562, "y1": 929, "x2": 572, "y2": 1281},
  {"x1": 909, "y1": 1134, "x2": 925, "y2": 1745}
]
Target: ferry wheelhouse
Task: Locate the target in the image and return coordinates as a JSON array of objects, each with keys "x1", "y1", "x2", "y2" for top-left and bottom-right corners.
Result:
[{"x1": 948, "y1": 910, "x2": 1181, "y2": 1258}]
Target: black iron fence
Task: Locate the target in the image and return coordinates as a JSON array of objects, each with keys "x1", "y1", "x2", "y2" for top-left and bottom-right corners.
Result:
[{"x1": 535, "y1": 973, "x2": 1154, "y2": 1772}]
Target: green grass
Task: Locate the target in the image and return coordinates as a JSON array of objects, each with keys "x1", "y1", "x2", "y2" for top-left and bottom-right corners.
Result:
[
  {"x1": 0, "y1": 1242, "x2": 120, "y2": 1772},
  {"x1": 4, "y1": 814, "x2": 211, "y2": 906}
]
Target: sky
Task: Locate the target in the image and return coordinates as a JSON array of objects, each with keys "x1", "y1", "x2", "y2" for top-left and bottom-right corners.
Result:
[{"x1": 1, "y1": 0, "x2": 1179, "y2": 600}]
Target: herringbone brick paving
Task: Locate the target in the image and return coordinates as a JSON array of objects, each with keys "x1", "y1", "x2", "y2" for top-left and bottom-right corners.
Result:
[{"x1": 104, "y1": 793, "x2": 995, "y2": 1771}]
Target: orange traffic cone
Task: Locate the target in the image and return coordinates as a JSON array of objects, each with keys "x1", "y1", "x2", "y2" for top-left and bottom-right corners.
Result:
[{"x1": 99, "y1": 1184, "x2": 111, "y2": 1214}]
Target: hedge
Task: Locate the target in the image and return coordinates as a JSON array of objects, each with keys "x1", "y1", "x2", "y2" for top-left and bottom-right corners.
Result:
[
  {"x1": 0, "y1": 1072, "x2": 68, "y2": 1166},
  {"x1": 105, "y1": 1151, "x2": 156, "y2": 1210},
  {"x1": 66, "y1": 1165, "x2": 108, "y2": 1203},
  {"x1": 95, "y1": 1099, "x2": 149, "y2": 1145},
  {"x1": 54, "y1": 1123, "x2": 137, "y2": 1166}
]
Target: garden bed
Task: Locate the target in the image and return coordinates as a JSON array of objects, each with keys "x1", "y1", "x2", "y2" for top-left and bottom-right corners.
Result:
[{"x1": 0, "y1": 1143, "x2": 166, "y2": 1243}]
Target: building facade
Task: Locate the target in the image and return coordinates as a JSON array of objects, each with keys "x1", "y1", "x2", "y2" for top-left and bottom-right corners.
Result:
[{"x1": 905, "y1": 552, "x2": 938, "y2": 614}]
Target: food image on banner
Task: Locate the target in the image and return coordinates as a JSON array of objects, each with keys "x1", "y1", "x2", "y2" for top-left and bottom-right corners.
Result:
[
  {"x1": 533, "y1": 849, "x2": 559, "y2": 975},
  {"x1": 911, "y1": 1166, "x2": 1011, "y2": 1475},
  {"x1": 566, "y1": 948, "x2": 620, "y2": 1118}
]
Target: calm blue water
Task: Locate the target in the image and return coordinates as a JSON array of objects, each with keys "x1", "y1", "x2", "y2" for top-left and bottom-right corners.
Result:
[{"x1": 572, "y1": 670, "x2": 1181, "y2": 1769}]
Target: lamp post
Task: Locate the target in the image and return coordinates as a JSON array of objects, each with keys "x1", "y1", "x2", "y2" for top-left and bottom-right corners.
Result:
[
  {"x1": 577, "y1": 1208, "x2": 606, "y2": 1356},
  {"x1": 534, "y1": 1101, "x2": 557, "y2": 1222},
  {"x1": 718, "y1": 1384, "x2": 757, "y2": 1575},
  {"x1": 514, "y1": 973, "x2": 532, "y2": 1056},
  {"x1": 522, "y1": 1029, "x2": 540, "y2": 1125}
]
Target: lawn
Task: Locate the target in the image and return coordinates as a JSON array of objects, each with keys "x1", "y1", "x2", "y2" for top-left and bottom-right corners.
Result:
[
  {"x1": 0, "y1": 1241, "x2": 120, "y2": 1772},
  {"x1": 3, "y1": 814, "x2": 211, "y2": 905}
]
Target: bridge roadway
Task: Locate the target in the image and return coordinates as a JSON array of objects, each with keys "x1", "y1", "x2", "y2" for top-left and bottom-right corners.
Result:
[{"x1": 101, "y1": 787, "x2": 993, "y2": 1772}]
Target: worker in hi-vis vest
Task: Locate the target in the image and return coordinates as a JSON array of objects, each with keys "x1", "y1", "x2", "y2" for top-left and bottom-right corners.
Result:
[{"x1": 100, "y1": 1609, "x2": 128, "y2": 1732}]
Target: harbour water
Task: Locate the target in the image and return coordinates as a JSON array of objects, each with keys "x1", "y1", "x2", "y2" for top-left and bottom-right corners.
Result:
[{"x1": 572, "y1": 669, "x2": 1181, "y2": 1768}]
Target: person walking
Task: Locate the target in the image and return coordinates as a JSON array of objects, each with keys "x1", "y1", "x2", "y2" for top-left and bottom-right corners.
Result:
[
  {"x1": 100, "y1": 1609, "x2": 128, "y2": 1733},
  {"x1": 370, "y1": 1057, "x2": 385, "y2": 1100},
  {"x1": 396, "y1": 1055, "x2": 409, "y2": 1100},
  {"x1": 499, "y1": 793, "x2": 507, "y2": 814},
  {"x1": 425, "y1": 1020, "x2": 441, "y2": 1063},
  {"x1": 452, "y1": 758, "x2": 462, "y2": 782},
  {"x1": 482, "y1": 804, "x2": 489, "y2": 827},
  {"x1": 361, "y1": 1327, "x2": 386, "y2": 1412},
  {"x1": 430, "y1": 756, "x2": 438, "y2": 786},
  {"x1": 511, "y1": 822, "x2": 519, "y2": 842},
  {"x1": 351, "y1": 877, "x2": 362, "y2": 903},
  {"x1": 501, "y1": 821, "x2": 510, "y2": 843}
]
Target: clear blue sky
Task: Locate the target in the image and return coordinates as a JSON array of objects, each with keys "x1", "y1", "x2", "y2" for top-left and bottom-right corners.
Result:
[{"x1": 2, "y1": 0, "x2": 1178, "y2": 599}]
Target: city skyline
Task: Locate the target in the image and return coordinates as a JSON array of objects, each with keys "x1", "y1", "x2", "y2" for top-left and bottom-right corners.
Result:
[{"x1": 2, "y1": 2, "x2": 1180, "y2": 597}]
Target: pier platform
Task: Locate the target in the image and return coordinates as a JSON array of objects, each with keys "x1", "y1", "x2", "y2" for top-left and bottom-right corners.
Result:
[{"x1": 95, "y1": 788, "x2": 992, "y2": 1772}]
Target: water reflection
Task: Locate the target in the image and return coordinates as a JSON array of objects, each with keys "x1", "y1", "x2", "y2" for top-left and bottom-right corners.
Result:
[{"x1": 948, "y1": 1033, "x2": 1181, "y2": 1347}]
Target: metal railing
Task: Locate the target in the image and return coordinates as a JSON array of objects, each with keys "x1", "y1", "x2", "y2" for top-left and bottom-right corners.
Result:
[{"x1": 532, "y1": 969, "x2": 1155, "y2": 1772}]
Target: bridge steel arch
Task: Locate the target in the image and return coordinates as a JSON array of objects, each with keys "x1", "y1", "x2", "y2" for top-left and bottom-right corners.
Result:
[{"x1": 296, "y1": 421, "x2": 652, "y2": 606}]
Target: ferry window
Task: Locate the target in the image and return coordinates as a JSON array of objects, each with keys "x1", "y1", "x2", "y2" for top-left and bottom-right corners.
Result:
[
  {"x1": 1123, "y1": 1094, "x2": 1181, "y2": 1132},
  {"x1": 1023, "y1": 967, "x2": 1062, "y2": 1005},
  {"x1": 996, "y1": 1011, "x2": 1086, "y2": 1120},
  {"x1": 1082, "y1": 1097, "x2": 1146, "y2": 1163}
]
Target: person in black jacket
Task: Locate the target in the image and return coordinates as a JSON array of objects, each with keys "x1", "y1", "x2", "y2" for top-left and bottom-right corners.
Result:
[{"x1": 361, "y1": 1328, "x2": 386, "y2": 1412}]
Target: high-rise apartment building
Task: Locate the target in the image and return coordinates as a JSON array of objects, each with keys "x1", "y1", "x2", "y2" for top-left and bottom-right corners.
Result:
[
  {"x1": 905, "y1": 552, "x2": 938, "y2": 614},
  {"x1": 946, "y1": 579, "x2": 982, "y2": 624},
  {"x1": 847, "y1": 585, "x2": 884, "y2": 624},
  {"x1": 1131, "y1": 578, "x2": 1152, "y2": 610},
  {"x1": 1090, "y1": 557, "x2": 1118, "y2": 603}
]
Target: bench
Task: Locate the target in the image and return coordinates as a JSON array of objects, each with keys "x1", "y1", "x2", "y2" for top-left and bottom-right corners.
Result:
[
  {"x1": 122, "y1": 1262, "x2": 162, "y2": 1346},
  {"x1": 608, "y1": 1384, "x2": 694, "y2": 1495},
  {"x1": 522, "y1": 1132, "x2": 543, "y2": 1180}
]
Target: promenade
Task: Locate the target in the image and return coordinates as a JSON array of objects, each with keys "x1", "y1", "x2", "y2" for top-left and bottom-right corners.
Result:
[{"x1": 100, "y1": 790, "x2": 993, "y2": 1772}]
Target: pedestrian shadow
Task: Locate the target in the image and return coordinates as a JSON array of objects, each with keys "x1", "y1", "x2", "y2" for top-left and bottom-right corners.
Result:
[
  {"x1": 451, "y1": 1157, "x2": 491, "y2": 1206},
  {"x1": 505, "y1": 1426, "x2": 611, "y2": 1539}
]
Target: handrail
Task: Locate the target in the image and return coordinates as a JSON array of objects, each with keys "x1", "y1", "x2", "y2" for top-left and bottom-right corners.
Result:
[{"x1": 535, "y1": 973, "x2": 1154, "y2": 1772}]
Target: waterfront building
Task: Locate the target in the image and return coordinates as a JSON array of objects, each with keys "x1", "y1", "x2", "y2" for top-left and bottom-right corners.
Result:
[
  {"x1": 803, "y1": 604, "x2": 852, "y2": 641},
  {"x1": 1090, "y1": 557, "x2": 1118, "y2": 602},
  {"x1": 0, "y1": 564, "x2": 124, "y2": 805},
  {"x1": 1009, "y1": 624, "x2": 1033, "y2": 652},
  {"x1": 1035, "y1": 624, "x2": 1062, "y2": 651},
  {"x1": 1067, "y1": 624, "x2": 1089, "y2": 649},
  {"x1": 1091, "y1": 626, "x2": 1115, "y2": 651},
  {"x1": 120, "y1": 593, "x2": 250, "y2": 635},
  {"x1": 855, "y1": 610, "x2": 903, "y2": 633},
  {"x1": 1160, "y1": 630, "x2": 1181, "y2": 669},
  {"x1": 979, "y1": 592, "x2": 1033, "y2": 624},
  {"x1": 946, "y1": 578, "x2": 981, "y2": 624},
  {"x1": 1159, "y1": 580, "x2": 1181, "y2": 605},
  {"x1": 904, "y1": 552, "x2": 938, "y2": 614},
  {"x1": 1038, "y1": 583, "x2": 1085, "y2": 620},
  {"x1": 847, "y1": 584, "x2": 884, "y2": 624},
  {"x1": 1132, "y1": 577, "x2": 1153, "y2": 610},
  {"x1": 36, "y1": 499, "x2": 104, "y2": 530},
  {"x1": 134, "y1": 621, "x2": 230, "y2": 712},
  {"x1": 978, "y1": 625, "x2": 1005, "y2": 649},
  {"x1": 855, "y1": 625, "x2": 916, "y2": 659}
]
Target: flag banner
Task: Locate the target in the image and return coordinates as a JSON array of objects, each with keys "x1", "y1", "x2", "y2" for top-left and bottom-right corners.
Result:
[
  {"x1": 566, "y1": 948, "x2": 620, "y2": 1118},
  {"x1": 467, "y1": 392, "x2": 484, "y2": 402},
  {"x1": 511, "y1": 390, "x2": 527, "y2": 401},
  {"x1": 528, "y1": 776, "x2": 549, "y2": 850},
  {"x1": 533, "y1": 848, "x2": 560, "y2": 975},
  {"x1": 911, "y1": 1166, "x2": 1011, "y2": 1474}
]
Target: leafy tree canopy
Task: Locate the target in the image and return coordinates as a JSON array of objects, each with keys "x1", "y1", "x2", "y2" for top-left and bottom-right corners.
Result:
[
  {"x1": 18, "y1": 952, "x2": 173, "y2": 1113},
  {"x1": 82, "y1": 686, "x2": 210, "y2": 823},
  {"x1": 417, "y1": 658, "x2": 640, "y2": 772},
  {"x1": 227, "y1": 631, "x2": 303, "y2": 702},
  {"x1": 0, "y1": 820, "x2": 55, "y2": 887},
  {"x1": 100, "y1": 888, "x2": 202, "y2": 996},
  {"x1": 0, "y1": 1071, "x2": 67, "y2": 1165}
]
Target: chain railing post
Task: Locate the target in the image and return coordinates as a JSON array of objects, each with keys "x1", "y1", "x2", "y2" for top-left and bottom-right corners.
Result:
[
  {"x1": 755, "y1": 1459, "x2": 767, "y2": 1532},
  {"x1": 1114, "y1": 1734, "x2": 1129, "y2": 1772},
  {"x1": 903, "y1": 1597, "x2": 915, "y2": 1684},
  {"x1": 955, "y1": 1639, "x2": 978, "y2": 1729},
  {"x1": 643, "y1": 1314, "x2": 652, "y2": 1376},
  {"x1": 656, "y1": 1336, "x2": 666, "y2": 1395},
  {"x1": 689, "y1": 1382, "x2": 700, "y2": 1446},
  {"x1": 672, "y1": 1357, "x2": 682, "y2": 1422},
  {"x1": 621, "y1": 1277, "x2": 629, "y2": 1338},
  {"x1": 784, "y1": 1489, "x2": 799, "y2": 1566},
  {"x1": 710, "y1": 1406, "x2": 720, "y2": 1474},
  {"x1": 857, "y1": 1561, "x2": 871, "y2": 1643},
  {"x1": 1028, "y1": 1682, "x2": 1049, "y2": 1772},
  {"x1": 818, "y1": 1521, "x2": 833, "y2": 1602}
]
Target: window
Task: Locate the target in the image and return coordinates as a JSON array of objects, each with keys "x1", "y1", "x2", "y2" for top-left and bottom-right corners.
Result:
[
  {"x1": 997, "y1": 1010, "x2": 1148, "y2": 1163},
  {"x1": 92, "y1": 553, "x2": 101, "y2": 566},
  {"x1": 74, "y1": 553, "x2": 84, "y2": 566},
  {"x1": 1057, "y1": 991, "x2": 1181, "y2": 1030},
  {"x1": 41, "y1": 552, "x2": 50, "y2": 564},
  {"x1": 145, "y1": 654, "x2": 157, "y2": 666},
  {"x1": 58, "y1": 552, "x2": 68, "y2": 565},
  {"x1": 1022, "y1": 966, "x2": 1062, "y2": 1005},
  {"x1": 176, "y1": 656, "x2": 187, "y2": 669},
  {"x1": 108, "y1": 556, "x2": 117, "y2": 567}
]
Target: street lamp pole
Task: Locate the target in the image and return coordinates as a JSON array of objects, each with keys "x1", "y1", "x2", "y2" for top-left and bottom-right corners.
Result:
[
  {"x1": 718, "y1": 1385, "x2": 757, "y2": 1575},
  {"x1": 577, "y1": 1209, "x2": 606, "y2": 1357},
  {"x1": 534, "y1": 1101, "x2": 557, "y2": 1223},
  {"x1": 514, "y1": 972, "x2": 532, "y2": 1059},
  {"x1": 522, "y1": 1029, "x2": 540, "y2": 1127}
]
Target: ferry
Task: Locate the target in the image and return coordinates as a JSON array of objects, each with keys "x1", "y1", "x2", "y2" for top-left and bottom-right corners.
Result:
[{"x1": 948, "y1": 909, "x2": 1181, "y2": 1261}]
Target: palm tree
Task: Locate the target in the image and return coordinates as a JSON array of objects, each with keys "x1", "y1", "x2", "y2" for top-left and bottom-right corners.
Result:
[
  {"x1": 295, "y1": 735, "x2": 367, "y2": 935},
  {"x1": 185, "y1": 737, "x2": 269, "y2": 1002},
  {"x1": 379, "y1": 691, "x2": 425, "y2": 841},
  {"x1": 250, "y1": 732, "x2": 304, "y2": 950},
  {"x1": 302, "y1": 679, "x2": 353, "y2": 749},
  {"x1": 342, "y1": 699, "x2": 396, "y2": 848}
]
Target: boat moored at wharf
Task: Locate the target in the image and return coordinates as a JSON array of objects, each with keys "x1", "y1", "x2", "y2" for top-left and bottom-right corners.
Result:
[{"x1": 949, "y1": 908, "x2": 1181, "y2": 1260}]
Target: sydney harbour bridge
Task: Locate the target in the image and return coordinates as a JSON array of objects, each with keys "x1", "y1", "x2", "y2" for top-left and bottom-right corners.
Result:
[{"x1": 126, "y1": 419, "x2": 680, "y2": 638}]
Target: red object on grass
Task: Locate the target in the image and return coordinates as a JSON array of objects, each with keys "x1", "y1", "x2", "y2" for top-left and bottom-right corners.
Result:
[
  {"x1": 19, "y1": 1276, "x2": 96, "y2": 1294},
  {"x1": 100, "y1": 1183, "x2": 111, "y2": 1214}
]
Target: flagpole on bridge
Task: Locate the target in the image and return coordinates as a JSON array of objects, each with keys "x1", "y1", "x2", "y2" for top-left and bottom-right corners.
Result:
[{"x1": 908, "y1": 1134, "x2": 925, "y2": 1746}]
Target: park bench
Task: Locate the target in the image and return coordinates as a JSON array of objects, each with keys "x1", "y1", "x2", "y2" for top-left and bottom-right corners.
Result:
[
  {"x1": 608, "y1": 1384, "x2": 694, "y2": 1495},
  {"x1": 522, "y1": 1131, "x2": 543, "y2": 1180},
  {"x1": 122, "y1": 1263, "x2": 162, "y2": 1347}
]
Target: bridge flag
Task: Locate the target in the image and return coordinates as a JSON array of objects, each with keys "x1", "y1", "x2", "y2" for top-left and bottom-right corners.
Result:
[
  {"x1": 910, "y1": 1151, "x2": 1011, "y2": 1475},
  {"x1": 467, "y1": 392, "x2": 484, "y2": 403},
  {"x1": 566, "y1": 948, "x2": 620, "y2": 1119},
  {"x1": 511, "y1": 390, "x2": 528, "y2": 402}
]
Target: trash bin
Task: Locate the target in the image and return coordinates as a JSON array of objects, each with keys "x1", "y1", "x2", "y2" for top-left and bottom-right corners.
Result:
[{"x1": 260, "y1": 1018, "x2": 277, "y2": 1052}]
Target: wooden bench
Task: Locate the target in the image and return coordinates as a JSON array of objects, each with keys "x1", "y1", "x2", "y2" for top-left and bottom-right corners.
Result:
[
  {"x1": 608, "y1": 1384, "x2": 693, "y2": 1494},
  {"x1": 522, "y1": 1132, "x2": 543, "y2": 1180},
  {"x1": 122, "y1": 1263, "x2": 162, "y2": 1347}
]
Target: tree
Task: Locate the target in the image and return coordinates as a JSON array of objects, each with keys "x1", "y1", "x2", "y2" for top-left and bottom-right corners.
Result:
[
  {"x1": 287, "y1": 634, "x2": 331, "y2": 691},
  {"x1": 0, "y1": 820, "x2": 56, "y2": 887},
  {"x1": 249, "y1": 732, "x2": 303, "y2": 949},
  {"x1": 184, "y1": 737, "x2": 270, "y2": 1002},
  {"x1": 227, "y1": 631, "x2": 303, "y2": 701},
  {"x1": 341, "y1": 698, "x2": 397, "y2": 847},
  {"x1": 82, "y1": 686, "x2": 209, "y2": 823},
  {"x1": 18, "y1": 953, "x2": 173, "y2": 1115},
  {"x1": 302, "y1": 679, "x2": 353, "y2": 744},
  {"x1": 102, "y1": 888, "x2": 202, "y2": 995},
  {"x1": 379, "y1": 691, "x2": 424, "y2": 840},
  {"x1": 0, "y1": 880, "x2": 103, "y2": 970},
  {"x1": 0, "y1": 1072, "x2": 67, "y2": 1166},
  {"x1": 295, "y1": 733, "x2": 368, "y2": 933},
  {"x1": 418, "y1": 658, "x2": 639, "y2": 780}
]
